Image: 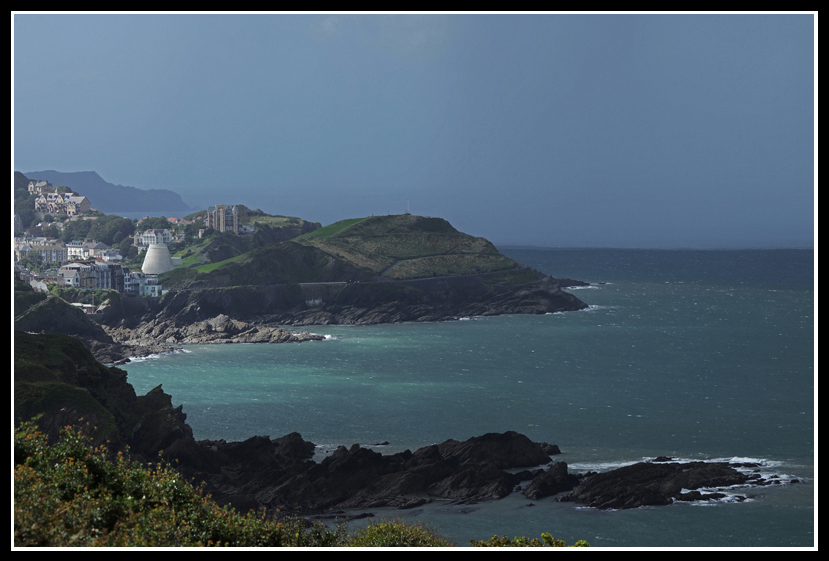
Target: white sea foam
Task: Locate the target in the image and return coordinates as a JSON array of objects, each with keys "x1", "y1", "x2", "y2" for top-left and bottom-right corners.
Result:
[
  {"x1": 579, "y1": 304, "x2": 617, "y2": 313},
  {"x1": 567, "y1": 459, "x2": 643, "y2": 473},
  {"x1": 123, "y1": 347, "x2": 191, "y2": 364},
  {"x1": 125, "y1": 354, "x2": 161, "y2": 363}
]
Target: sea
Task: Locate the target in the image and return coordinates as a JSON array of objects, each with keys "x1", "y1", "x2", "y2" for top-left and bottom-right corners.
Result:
[{"x1": 121, "y1": 247, "x2": 816, "y2": 548}]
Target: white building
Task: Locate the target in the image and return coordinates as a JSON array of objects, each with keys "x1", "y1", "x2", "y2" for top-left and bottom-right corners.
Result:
[
  {"x1": 142, "y1": 243, "x2": 175, "y2": 274},
  {"x1": 124, "y1": 272, "x2": 163, "y2": 297},
  {"x1": 134, "y1": 229, "x2": 174, "y2": 248},
  {"x1": 67, "y1": 240, "x2": 110, "y2": 260}
]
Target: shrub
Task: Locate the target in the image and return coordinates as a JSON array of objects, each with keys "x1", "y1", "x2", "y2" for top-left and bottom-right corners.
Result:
[
  {"x1": 345, "y1": 518, "x2": 454, "y2": 547},
  {"x1": 13, "y1": 421, "x2": 343, "y2": 547},
  {"x1": 470, "y1": 533, "x2": 590, "y2": 547}
]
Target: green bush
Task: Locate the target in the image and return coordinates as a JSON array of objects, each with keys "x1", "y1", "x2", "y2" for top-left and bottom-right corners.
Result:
[
  {"x1": 470, "y1": 533, "x2": 590, "y2": 547},
  {"x1": 345, "y1": 518, "x2": 454, "y2": 547},
  {"x1": 13, "y1": 421, "x2": 343, "y2": 547}
]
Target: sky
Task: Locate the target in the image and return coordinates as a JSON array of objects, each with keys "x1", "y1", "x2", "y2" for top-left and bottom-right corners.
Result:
[{"x1": 13, "y1": 13, "x2": 815, "y2": 248}]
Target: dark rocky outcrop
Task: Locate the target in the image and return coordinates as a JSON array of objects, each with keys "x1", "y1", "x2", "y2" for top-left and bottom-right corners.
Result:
[
  {"x1": 14, "y1": 293, "x2": 324, "y2": 365},
  {"x1": 13, "y1": 295, "x2": 167, "y2": 366},
  {"x1": 14, "y1": 331, "x2": 190, "y2": 457},
  {"x1": 171, "y1": 430, "x2": 561, "y2": 513},
  {"x1": 522, "y1": 461, "x2": 582, "y2": 500},
  {"x1": 555, "y1": 460, "x2": 754, "y2": 509}
]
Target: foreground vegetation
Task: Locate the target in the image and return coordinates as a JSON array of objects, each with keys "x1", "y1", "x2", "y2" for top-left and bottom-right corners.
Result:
[{"x1": 14, "y1": 421, "x2": 587, "y2": 548}]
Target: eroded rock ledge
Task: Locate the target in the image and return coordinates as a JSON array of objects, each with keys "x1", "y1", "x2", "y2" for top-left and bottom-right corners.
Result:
[
  {"x1": 103, "y1": 314, "x2": 324, "y2": 363},
  {"x1": 158, "y1": 430, "x2": 793, "y2": 516}
]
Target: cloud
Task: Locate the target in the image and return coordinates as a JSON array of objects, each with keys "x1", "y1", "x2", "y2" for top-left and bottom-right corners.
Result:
[
  {"x1": 308, "y1": 14, "x2": 451, "y2": 61},
  {"x1": 373, "y1": 14, "x2": 450, "y2": 59},
  {"x1": 309, "y1": 15, "x2": 342, "y2": 40}
]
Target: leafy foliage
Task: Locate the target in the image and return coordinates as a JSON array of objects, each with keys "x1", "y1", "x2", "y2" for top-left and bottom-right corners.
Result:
[
  {"x1": 470, "y1": 533, "x2": 590, "y2": 547},
  {"x1": 345, "y1": 518, "x2": 454, "y2": 547},
  {"x1": 14, "y1": 421, "x2": 345, "y2": 547}
]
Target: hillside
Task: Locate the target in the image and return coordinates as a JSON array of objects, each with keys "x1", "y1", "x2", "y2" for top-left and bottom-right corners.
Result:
[
  {"x1": 131, "y1": 214, "x2": 590, "y2": 327},
  {"x1": 294, "y1": 214, "x2": 518, "y2": 280},
  {"x1": 22, "y1": 170, "x2": 195, "y2": 215},
  {"x1": 13, "y1": 330, "x2": 192, "y2": 459},
  {"x1": 163, "y1": 214, "x2": 527, "y2": 290}
]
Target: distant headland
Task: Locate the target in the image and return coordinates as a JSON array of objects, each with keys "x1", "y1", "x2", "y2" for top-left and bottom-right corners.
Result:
[{"x1": 23, "y1": 170, "x2": 195, "y2": 215}]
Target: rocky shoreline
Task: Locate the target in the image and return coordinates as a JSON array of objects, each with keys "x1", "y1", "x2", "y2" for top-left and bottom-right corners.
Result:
[
  {"x1": 159, "y1": 429, "x2": 795, "y2": 516},
  {"x1": 102, "y1": 314, "x2": 324, "y2": 364},
  {"x1": 15, "y1": 330, "x2": 798, "y2": 523}
]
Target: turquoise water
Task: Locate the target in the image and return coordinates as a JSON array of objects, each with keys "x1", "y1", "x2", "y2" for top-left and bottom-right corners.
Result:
[{"x1": 122, "y1": 248, "x2": 815, "y2": 547}]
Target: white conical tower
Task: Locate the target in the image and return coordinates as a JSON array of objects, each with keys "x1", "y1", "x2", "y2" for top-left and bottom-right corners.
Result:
[{"x1": 142, "y1": 243, "x2": 175, "y2": 274}]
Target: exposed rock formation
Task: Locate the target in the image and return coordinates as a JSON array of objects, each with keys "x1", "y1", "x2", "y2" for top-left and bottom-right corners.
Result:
[
  {"x1": 143, "y1": 275, "x2": 589, "y2": 328},
  {"x1": 168, "y1": 430, "x2": 562, "y2": 513},
  {"x1": 105, "y1": 313, "x2": 324, "y2": 352},
  {"x1": 555, "y1": 460, "x2": 756, "y2": 509}
]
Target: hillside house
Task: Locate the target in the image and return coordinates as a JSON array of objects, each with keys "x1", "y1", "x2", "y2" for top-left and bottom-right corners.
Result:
[
  {"x1": 58, "y1": 261, "x2": 128, "y2": 292},
  {"x1": 35, "y1": 192, "x2": 66, "y2": 214},
  {"x1": 59, "y1": 262, "x2": 97, "y2": 289},
  {"x1": 167, "y1": 217, "x2": 193, "y2": 226},
  {"x1": 34, "y1": 192, "x2": 91, "y2": 216},
  {"x1": 64, "y1": 195, "x2": 92, "y2": 216},
  {"x1": 66, "y1": 240, "x2": 110, "y2": 260},
  {"x1": 27, "y1": 180, "x2": 53, "y2": 195}
]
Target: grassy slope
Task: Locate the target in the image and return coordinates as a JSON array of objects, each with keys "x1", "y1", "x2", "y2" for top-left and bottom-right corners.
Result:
[
  {"x1": 161, "y1": 214, "x2": 524, "y2": 289},
  {"x1": 14, "y1": 331, "x2": 134, "y2": 443},
  {"x1": 295, "y1": 217, "x2": 369, "y2": 240},
  {"x1": 295, "y1": 214, "x2": 518, "y2": 279}
]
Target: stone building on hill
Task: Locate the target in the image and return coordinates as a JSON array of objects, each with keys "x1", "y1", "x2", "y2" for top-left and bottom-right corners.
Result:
[{"x1": 207, "y1": 204, "x2": 241, "y2": 234}]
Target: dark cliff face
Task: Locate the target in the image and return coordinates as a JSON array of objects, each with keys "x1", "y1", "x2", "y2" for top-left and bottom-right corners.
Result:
[
  {"x1": 139, "y1": 273, "x2": 589, "y2": 327},
  {"x1": 14, "y1": 331, "x2": 189, "y2": 461}
]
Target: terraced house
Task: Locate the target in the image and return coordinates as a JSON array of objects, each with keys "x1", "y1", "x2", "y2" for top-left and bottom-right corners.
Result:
[
  {"x1": 27, "y1": 179, "x2": 52, "y2": 194},
  {"x1": 66, "y1": 240, "x2": 110, "y2": 260},
  {"x1": 34, "y1": 192, "x2": 91, "y2": 216},
  {"x1": 14, "y1": 238, "x2": 68, "y2": 265},
  {"x1": 58, "y1": 261, "x2": 128, "y2": 292}
]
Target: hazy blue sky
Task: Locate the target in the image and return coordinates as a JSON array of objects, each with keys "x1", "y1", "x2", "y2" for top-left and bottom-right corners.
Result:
[{"x1": 14, "y1": 13, "x2": 815, "y2": 248}]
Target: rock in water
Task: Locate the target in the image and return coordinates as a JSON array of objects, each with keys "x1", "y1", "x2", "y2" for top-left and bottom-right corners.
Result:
[{"x1": 556, "y1": 461, "x2": 750, "y2": 509}]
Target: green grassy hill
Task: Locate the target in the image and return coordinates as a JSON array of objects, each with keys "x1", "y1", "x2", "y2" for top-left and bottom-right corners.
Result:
[
  {"x1": 295, "y1": 214, "x2": 518, "y2": 280},
  {"x1": 162, "y1": 214, "x2": 522, "y2": 289}
]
